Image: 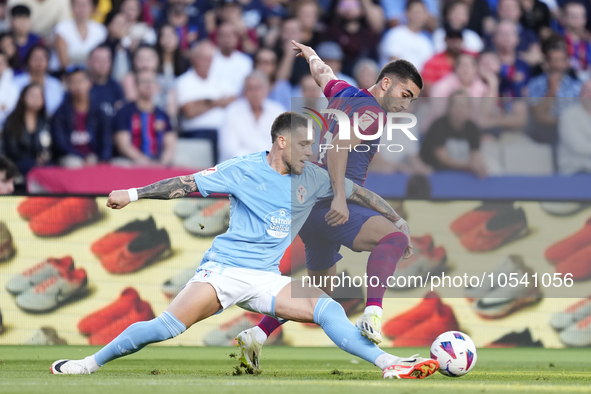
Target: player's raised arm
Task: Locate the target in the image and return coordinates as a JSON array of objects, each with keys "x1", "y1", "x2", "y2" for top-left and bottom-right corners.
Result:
[
  {"x1": 106, "y1": 175, "x2": 198, "y2": 209},
  {"x1": 344, "y1": 183, "x2": 414, "y2": 258},
  {"x1": 292, "y1": 40, "x2": 337, "y2": 92}
]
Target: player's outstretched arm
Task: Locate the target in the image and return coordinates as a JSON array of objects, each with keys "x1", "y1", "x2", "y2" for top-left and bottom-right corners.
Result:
[
  {"x1": 292, "y1": 40, "x2": 337, "y2": 92},
  {"x1": 106, "y1": 175, "x2": 198, "y2": 209},
  {"x1": 345, "y1": 183, "x2": 414, "y2": 256}
]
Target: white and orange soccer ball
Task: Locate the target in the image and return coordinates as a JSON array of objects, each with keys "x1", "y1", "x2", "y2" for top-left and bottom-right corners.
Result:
[{"x1": 430, "y1": 331, "x2": 477, "y2": 377}]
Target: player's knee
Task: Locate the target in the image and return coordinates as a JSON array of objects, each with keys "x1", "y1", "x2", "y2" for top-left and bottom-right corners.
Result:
[{"x1": 380, "y1": 231, "x2": 409, "y2": 249}]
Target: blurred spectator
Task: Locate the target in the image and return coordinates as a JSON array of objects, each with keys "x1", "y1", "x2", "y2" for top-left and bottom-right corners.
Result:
[
  {"x1": 315, "y1": 41, "x2": 356, "y2": 86},
  {"x1": 494, "y1": 20, "x2": 531, "y2": 97},
  {"x1": 121, "y1": 45, "x2": 158, "y2": 102},
  {"x1": 496, "y1": 0, "x2": 543, "y2": 65},
  {"x1": 465, "y1": 0, "x2": 495, "y2": 36},
  {"x1": 13, "y1": 44, "x2": 64, "y2": 115},
  {"x1": 7, "y1": 0, "x2": 72, "y2": 40},
  {"x1": 54, "y1": 0, "x2": 107, "y2": 68},
  {"x1": 423, "y1": 27, "x2": 469, "y2": 94},
  {"x1": 9, "y1": 5, "x2": 40, "y2": 70},
  {"x1": 0, "y1": 0, "x2": 8, "y2": 32},
  {"x1": 218, "y1": 71, "x2": 284, "y2": 162},
  {"x1": 176, "y1": 40, "x2": 236, "y2": 163},
  {"x1": 431, "y1": 53, "x2": 495, "y2": 97},
  {"x1": 102, "y1": 12, "x2": 129, "y2": 81},
  {"x1": 0, "y1": 32, "x2": 22, "y2": 72},
  {"x1": 561, "y1": 1, "x2": 591, "y2": 80},
  {"x1": 155, "y1": 0, "x2": 200, "y2": 54},
  {"x1": 211, "y1": 0, "x2": 258, "y2": 55},
  {"x1": 380, "y1": 0, "x2": 433, "y2": 72},
  {"x1": 433, "y1": 0, "x2": 484, "y2": 53},
  {"x1": 211, "y1": 22, "x2": 253, "y2": 95},
  {"x1": 119, "y1": 0, "x2": 156, "y2": 51},
  {"x1": 113, "y1": 70, "x2": 176, "y2": 166},
  {"x1": 254, "y1": 47, "x2": 293, "y2": 110},
  {"x1": 381, "y1": 0, "x2": 439, "y2": 29},
  {"x1": 0, "y1": 51, "x2": 19, "y2": 132},
  {"x1": 325, "y1": 0, "x2": 384, "y2": 76},
  {"x1": 2, "y1": 82, "x2": 51, "y2": 175},
  {"x1": 557, "y1": 80, "x2": 591, "y2": 173},
  {"x1": 475, "y1": 51, "x2": 529, "y2": 135},
  {"x1": 275, "y1": 18, "x2": 309, "y2": 86},
  {"x1": 519, "y1": 0, "x2": 552, "y2": 39},
  {"x1": 353, "y1": 58, "x2": 379, "y2": 89},
  {"x1": 420, "y1": 91, "x2": 487, "y2": 177},
  {"x1": 155, "y1": 23, "x2": 187, "y2": 121},
  {"x1": 0, "y1": 155, "x2": 16, "y2": 194},
  {"x1": 528, "y1": 36, "x2": 581, "y2": 143},
  {"x1": 88, "y1": 45, "x2": 124, "y2": 120},
  {"x1": 51, "y1": 65, "x2": 112, "y2": 167},
  {"x1": 294, "y1": 0, "x2": 323, "y2": 49}
]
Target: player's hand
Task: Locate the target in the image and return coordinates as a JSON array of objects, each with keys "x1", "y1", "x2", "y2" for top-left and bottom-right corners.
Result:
[
  {"x1": 292, "y1": 40, "x2": 318, "y2": 62},
  {"x1": 325, "y1": 196, "x2": 350, "y2": 226},
  {"x1": 106, "y1": 190, "x2": 131, "y2": 210},
  {"x1": 397, "y1": 222, "x2": 414, "y2": 259}
]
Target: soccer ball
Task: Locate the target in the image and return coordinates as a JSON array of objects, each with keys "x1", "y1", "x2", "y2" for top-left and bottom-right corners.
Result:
[{"x1": 430, "y1": 331, "x2": 477, "y2": 377}]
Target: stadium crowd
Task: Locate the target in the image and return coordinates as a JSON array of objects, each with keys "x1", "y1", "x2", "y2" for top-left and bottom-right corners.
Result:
[{"x1": 0, "y1": 0, "x2": 590, "y2": 188}]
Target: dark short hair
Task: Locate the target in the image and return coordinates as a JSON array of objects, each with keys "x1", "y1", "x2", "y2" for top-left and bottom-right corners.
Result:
[
  {"x1": 10, "y1": 4, "x2": 31, "y2": 17},
  {"x1": 405, "y1": 0, "x2": 425, "y2": 11},
  {"x1": 376, "y1": 59, "x2": 424, "y2": 90},
  {"x1": 0, "y1": 156, "x2": 18, "y2": 180},
  {"x1": 65, "y1": 63, "x2": 88, "y2": 77},
  {"x1": 542, "y1": 34, "x2": 568, "y2": 56},
  {"x1": 271, "y1": 112, "x2": 308, "y2": 143}
]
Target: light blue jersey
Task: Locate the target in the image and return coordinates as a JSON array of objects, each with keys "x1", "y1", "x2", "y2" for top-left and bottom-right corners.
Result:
[{"x1": 193, "y1": 151, "x2": 354, "y2": 273}]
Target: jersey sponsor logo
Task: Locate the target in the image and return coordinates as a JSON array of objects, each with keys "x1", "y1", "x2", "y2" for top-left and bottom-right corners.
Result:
[
  {"x1": 70, "y1": 130, "x2": 91, "y2": 146},
  {"x1": 256, "y1": 183, "x2": 267, "y2": 191},
  {"x1": 264, "y1": 209, "x2": 291, "y2": 239},
  {"x1": 296, "y1": 185, "x2": 307, "y2": 204},
  {"x1": 200, "y1": 166, "x2": 218, "y2": 176}
]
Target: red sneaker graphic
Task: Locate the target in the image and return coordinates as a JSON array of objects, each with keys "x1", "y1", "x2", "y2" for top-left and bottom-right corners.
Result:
[
  {"x1": 88, "y1": 299, "x2": 155, "y2": 345},
  {"x1": 411, "y1": 234, "x2": 434, "y2": 254},
  {"x1": 450, "y1": 203, "x2": 512, "y2": 236},
  {"x1": 17, "y1": 197, "x2": 61, "y2": 220},
  {"x1": 78, "y1": 287, "x2": 141, "y2": 335},
  {"x1": 555, "y1": 244, "x2": 591, "y2": 281},
  {"x1": 91, "y1": 217, "x2": 156, "y2": 258},
  {"x1": 393, "y1": 304, "x2": 459, "y2": 347},
  {"x1": 460, "y1": 207, "x2": 528, "y2": 252},
  {"x1": 382, "y1": 292, "x2": 442, "y2": 339},
  {"x1": 545, "y1": 217, "x2": 591, "y2": 264},
  {"x1": 100, "y1": 228, "x2": 171, "y2": 274},
  {"x1": 29, "y1": 198, "x2": 99, "y2": 236}
]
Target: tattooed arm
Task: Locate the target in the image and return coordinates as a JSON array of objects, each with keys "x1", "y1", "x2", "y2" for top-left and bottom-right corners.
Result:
[
  {"x1": 336, "y1": 183, "x2": 413, "y2": 256},
  {"x1": 106, "y1": 175, "x2": 198, "y2": 209}
]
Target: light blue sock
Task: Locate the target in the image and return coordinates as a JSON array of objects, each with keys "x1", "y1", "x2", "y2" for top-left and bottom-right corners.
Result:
[
  {"x1": 314, "y1": 297, "x2": 385, "y2": 365},
  {"x1": 94, "y1": 311, "x2": 186, "y2": 366}
]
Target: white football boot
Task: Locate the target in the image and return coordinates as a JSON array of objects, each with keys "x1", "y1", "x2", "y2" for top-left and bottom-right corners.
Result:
[
  {"x1": 356, "y1": 311, "x2": 383, "y2": 344},
  {"x1": 236, "y1": 328, "x2": 263, "y2": 371},
  {"x1": 382, "y1": 355, "x2": 439, "y2": 379},
  {"x1": 50, "y1": 359, "x2": 92, "y2": 375}
]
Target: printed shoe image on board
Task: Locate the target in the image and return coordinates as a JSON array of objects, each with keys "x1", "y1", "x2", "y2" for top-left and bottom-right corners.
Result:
[
  {"x1": 91, "y1": 216, "x2": 157, "y2": 258},
  {"x1": 6, "y1": 256, "x2": 74, "y2": 295},
  {"x1": 0, "y1": 221, "x2": 15, "y2": 262},
  {"x1": 15, "y1": 267, "x2": 88, "y2": 313},
  {"x1": 184, "y1": 199, "x2": 231, "y2": 236},
  {"x1": 460, "y1": 207, "x2": 529, "y2": 252},
  {"x1": 28, "y1": 197, "x2": 99, "y2": 236},
  {"x1": 100, "y1": 228, "x2": 172, "y2": 274}
]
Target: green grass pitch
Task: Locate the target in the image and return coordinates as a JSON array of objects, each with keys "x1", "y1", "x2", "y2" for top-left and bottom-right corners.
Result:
[{"x1": 1, "y1": 346, "x2": 590, "y2": 394}]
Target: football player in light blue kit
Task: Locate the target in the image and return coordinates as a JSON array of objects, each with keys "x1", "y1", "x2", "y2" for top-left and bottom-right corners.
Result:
[{"x1": 50, "y1": 112, "x2": 438, "y2": 380}]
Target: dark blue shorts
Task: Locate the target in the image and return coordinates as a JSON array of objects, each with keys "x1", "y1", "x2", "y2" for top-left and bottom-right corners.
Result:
[{"x1": 298, "y1": 199, "x2": 380, "y2": 271}]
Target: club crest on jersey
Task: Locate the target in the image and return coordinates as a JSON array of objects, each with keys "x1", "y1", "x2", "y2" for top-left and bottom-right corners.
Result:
[
  {"x1": 296, "y1": 185, "x2": 307, "y2": 204},
  {"x1": 200, "y1": 166, "x2": 218, "y2": 176},
  {"x1": 264, "y1": 209, "x2": 291, "y2": 239}
]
